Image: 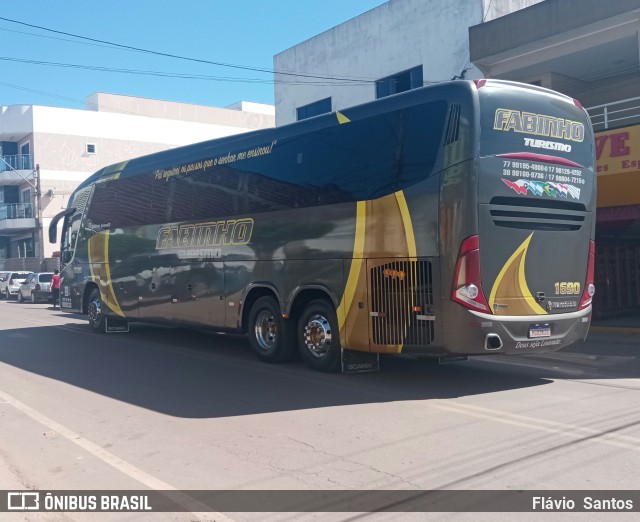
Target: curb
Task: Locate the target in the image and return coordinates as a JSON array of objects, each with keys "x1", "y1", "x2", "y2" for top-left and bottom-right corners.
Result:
[{"x1": 590, "y1": 325, "x2": 640, "y2": 335}]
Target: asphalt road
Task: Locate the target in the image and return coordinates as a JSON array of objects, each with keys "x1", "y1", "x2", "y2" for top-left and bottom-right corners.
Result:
[{"x1": 1, "y1": 299, "x2": 639, "y2": 521}]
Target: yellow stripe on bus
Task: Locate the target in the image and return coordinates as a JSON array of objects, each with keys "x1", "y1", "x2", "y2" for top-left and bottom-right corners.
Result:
[
  {"x1": 336, "y1": 111, "x2": 351, "y2": 124},
  {"x1": 88, "y1": 231, "x2": 125, "y2": 318},
  {"x1": 395, "y1": 190, "x2": 417, "y2": 258},
  {"x1": 517, "y1": 234, "x2": 547, "y2": 315},
  {"x1": 489, "y1": 232, "x2": 546, "y2": 315},
  {"x1": 394, "y1": 190, "x2": 418, "y2": 352},
  {"x1": 337, "y1": 200, "x2": 366, "y2": 329}
]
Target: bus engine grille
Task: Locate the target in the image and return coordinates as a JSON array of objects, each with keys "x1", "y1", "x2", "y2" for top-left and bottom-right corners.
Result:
[
  {"x1": 489, "y1": 197, "x2": 586, "y2": 231},
  {"x1": 369, "y1": 260, "x2": 434, "y2": 346}
]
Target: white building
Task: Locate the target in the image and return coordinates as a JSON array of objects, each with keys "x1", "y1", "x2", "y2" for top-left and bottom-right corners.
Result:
[
  {"x1": 273, "y1": 0, "x2": 542, "y2": 126},
  {"x1": 0, "y1": 94, "x2": 274, "y2": 265}
]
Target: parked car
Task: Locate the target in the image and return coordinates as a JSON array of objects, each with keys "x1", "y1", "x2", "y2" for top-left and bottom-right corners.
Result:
[
  {"x1": 0, "y1": 271, "x2": 32, "y2": 299},
  {"x1": 18, "y1": 272, "x2": 54, "y2": 303},
  {"x1": 0, "y1": 272, "x2": 10, "y2": 298}
]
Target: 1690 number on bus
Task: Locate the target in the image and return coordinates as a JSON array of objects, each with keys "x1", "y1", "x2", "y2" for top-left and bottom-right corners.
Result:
[{"x1": 554, "y1": 282, "x2": 581, "y2": 295}]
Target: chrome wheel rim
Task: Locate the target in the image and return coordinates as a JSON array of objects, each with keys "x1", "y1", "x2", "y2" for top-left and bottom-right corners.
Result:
[
  {"x1": 254, "y1": 310, "x2": 277, "y2": 351},
  {"x1": 88, "y1": 296, "x2": 103, "y2": 327},
  {"x1": 303, "y1": 314, "x2": 332, "y2": 358}
]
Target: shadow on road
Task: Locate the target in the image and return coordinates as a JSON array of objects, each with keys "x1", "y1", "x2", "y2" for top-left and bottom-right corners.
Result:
[{"x1": 0, "y1": 320, "x2": 637, "y2": 419}]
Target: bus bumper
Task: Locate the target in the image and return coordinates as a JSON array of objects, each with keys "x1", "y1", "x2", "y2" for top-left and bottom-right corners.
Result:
[{"x1": 441, "y1": 303, "x2": 592, "y2": 355}]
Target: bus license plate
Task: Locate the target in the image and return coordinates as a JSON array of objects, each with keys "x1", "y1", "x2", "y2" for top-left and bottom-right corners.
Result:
[{"x1": 529, "y1": 324, "x2": 551, "y2": 338}]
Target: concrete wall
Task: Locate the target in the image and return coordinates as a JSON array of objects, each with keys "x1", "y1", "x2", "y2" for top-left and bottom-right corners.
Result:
[
  {"x1": 470, "y1": 0, "x2": 640, "y2": 63},
  {"x1": 86, "y1": 93, "x2": 275, "y2": 127},
  {"x1": 273, "y1": 0, "x2": 543, "y2": 126},
  {"x1": 0, "y1": 105, "x2": 34, "y2": 140}
]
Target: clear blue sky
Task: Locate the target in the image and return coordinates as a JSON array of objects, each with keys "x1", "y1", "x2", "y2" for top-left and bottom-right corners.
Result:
[{"x1": 0, "y1": 0, "x2": 385, "y2": 110}]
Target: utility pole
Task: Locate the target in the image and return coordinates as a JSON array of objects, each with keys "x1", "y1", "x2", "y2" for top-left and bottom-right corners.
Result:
[{"x1": 35, "y1": 164, "x2": 45, "y2": 267}]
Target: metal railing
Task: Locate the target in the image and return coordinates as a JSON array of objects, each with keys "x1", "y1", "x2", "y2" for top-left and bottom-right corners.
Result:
[
  {"x1": 587, "y1": 96, "x2": 640, "y2": 131},
  {"x1": 0, "y1": 154, "x2": 33, "y2": 172},
  {"x1": 0, "y1": 203, "x2": 35, "y2": 220}
]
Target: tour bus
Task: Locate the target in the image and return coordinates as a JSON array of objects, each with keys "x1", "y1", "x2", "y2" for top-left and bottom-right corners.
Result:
[{"x1": 49, "y1": 80, "x2": 595, "y2": 372}]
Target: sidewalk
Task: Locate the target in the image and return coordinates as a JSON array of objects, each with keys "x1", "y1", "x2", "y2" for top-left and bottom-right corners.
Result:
[
  {"x1": 564, "y1": 316, "x2": 639, "y2": 358},
  {"x1": 590, "y1": 313, "x2": 640, "y2": 335}
]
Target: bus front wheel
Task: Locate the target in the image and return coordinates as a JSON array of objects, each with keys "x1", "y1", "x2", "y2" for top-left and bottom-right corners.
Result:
[
  {"x1": 87, "y1": 288, "x2": 106, "y2": 333},
  {"x1": 247, "y1": 296, "x2": 295, "y2": 363},
  {"x1": 297, "y1": 300, "x2": 341, "y2": 373}
]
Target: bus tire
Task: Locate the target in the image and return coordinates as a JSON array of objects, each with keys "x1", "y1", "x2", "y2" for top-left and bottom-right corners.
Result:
[
  {"x1": 297, "y1": 300, "x2": 341, "y2": 373},
  {"x1": 247, "y1": 296, "x2": 295, "y2": 363},
  {"x1": 87, "y1": 288, "x2": 106, "y2": 333}
]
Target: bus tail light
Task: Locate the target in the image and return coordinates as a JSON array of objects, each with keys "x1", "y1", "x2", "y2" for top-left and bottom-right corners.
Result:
[
  {"x1": 578, "y1": 240, "x2": 596, "y2": 310},
  {"x1": 452, "y1": 235, "x2": 490, "y2": 313}
]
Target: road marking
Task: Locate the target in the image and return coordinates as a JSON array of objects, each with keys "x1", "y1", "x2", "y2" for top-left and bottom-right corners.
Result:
[
  {"x1": 0, "y1": 388, "x2": 233, "y2": 521},
  {"x1": 431, "y1": 401, "x2": 640, "y2": 451}
]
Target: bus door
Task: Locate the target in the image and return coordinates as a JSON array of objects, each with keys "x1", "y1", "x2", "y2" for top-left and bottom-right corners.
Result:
[{"x1": 49, "y1": 185, "x2": 94, "y2": 311}]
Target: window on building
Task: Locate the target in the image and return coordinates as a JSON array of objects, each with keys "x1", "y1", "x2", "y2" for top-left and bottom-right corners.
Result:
[
  {"x1": 17, "y1": 237, "x2": 34, "y2": 258},
  {"x1": 86, "y1": 143, "x2": 97, "y2": 154},
  {"x1": 19, "y1": 142, "x2": 31, "y2": 170},
  {"x1": 296, "y1": 98, "x2": 332, "y2": 121},
  {"x1": 376, "y1": 66, "x2": 424, "y2": 99},
  {"x1": 21, "y1": 188, "x2": 33, "y2": 218}
]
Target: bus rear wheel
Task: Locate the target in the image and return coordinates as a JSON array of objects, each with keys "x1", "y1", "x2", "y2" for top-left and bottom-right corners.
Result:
[
  {"x1": 297, "y1": 300, "x2": 341, "y2": 373},
  {"x1": 247, "y1": 296, "x2": 295, "y2": 363},
  {"x1": 87, "y1": 288, "x2": 106, "y2": 333}
]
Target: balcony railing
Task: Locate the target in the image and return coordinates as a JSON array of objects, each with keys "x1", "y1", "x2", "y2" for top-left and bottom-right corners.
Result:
[
  {"x1": 0, "y1": 154, "x2": 33, "y2": 172},
  {"x1": 0, "y1": 203, "x2": 35, "y2": 220},
  {"x1": 587, "y1": 97, "x2": 640, "y2": 132}
]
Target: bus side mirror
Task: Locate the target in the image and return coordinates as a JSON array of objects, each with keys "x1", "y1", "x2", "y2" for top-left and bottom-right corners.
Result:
[
  {"x1": 49, "y1": 223, "x2": 58, "y2": 244},
  {"x1": 49, "y1": 207, "x2": 77, "y2": 243}
]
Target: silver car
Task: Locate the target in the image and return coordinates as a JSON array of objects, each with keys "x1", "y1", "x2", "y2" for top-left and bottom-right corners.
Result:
[
  {"x1": 0, "y1": 272, "x2": 10, "y2": 298},
  {"x1": 0, "y1": 271, "x2": 32, "y2": 299},
  {"x1": 18, "y1": 272, "x2": 54, "y2": 303}
]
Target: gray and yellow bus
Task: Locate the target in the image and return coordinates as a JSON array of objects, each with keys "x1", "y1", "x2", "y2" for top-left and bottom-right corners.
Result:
[{"x1": 49, "y1": 80, "x2": 595, "y2": 372}]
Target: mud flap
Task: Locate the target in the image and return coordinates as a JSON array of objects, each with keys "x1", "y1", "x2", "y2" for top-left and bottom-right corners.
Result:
[
  {"x1": 105, "y1": 316, "x2": 129, "y2": 333},
  {"x1": 341, "y1": 348, "x2": 380, "y2": 373}
]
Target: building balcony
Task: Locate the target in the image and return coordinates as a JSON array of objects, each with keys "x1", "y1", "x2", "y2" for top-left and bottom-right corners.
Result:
[
  {"x1": 0, "y1": 203, "x2": 36, "y2": 232},
  {"x1": 0, "y1": 154, "x2": 34, "y2": 185},
  {"x1": 587, "y1": 96, "x2": 640, "y2": 132}
]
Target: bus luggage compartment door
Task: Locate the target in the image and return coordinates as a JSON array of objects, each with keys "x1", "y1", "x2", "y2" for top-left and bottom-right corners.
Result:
[{"x1": 169, "y1": 261, "x2": 225, "y2": 327}]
